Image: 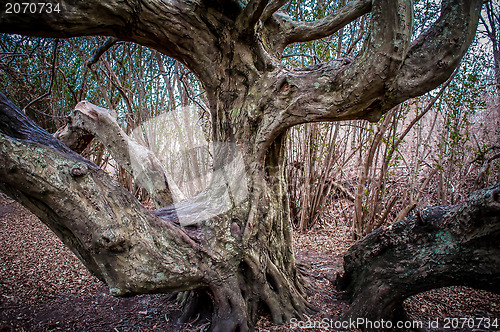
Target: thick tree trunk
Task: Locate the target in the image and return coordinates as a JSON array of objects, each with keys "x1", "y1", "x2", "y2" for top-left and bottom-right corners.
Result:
[
  {"x1": 0, "y1": 92, "x2": 313, "y2": 331},
  {"x1": 337, "y1": 184, "x2": 500, "y2": 327}
]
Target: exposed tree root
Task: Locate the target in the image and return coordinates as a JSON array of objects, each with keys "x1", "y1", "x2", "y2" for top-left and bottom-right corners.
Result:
[{"x1": 174, "y1": 253, "x2": 316, "y2": 332}]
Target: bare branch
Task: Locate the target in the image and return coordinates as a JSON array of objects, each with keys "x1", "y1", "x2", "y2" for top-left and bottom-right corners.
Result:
[
  {"x1": 22, "y1": 39, "x2": 59, "y2": 112},
  {"x1": 392, "y1": 168, "x2": 438, "y2": 224},
  {"x1": 388, "y1": 0, "x2": 483, "y2": 104},
  {"x1": 237, "y1": 0, "x2": 270, "y2": 32},
  {"x1": 55, "y1": 101, "x2": 183, "y2": 207},
  {"x1": 87, "y1": 37, "x2": 119, "y2": 68},
  {"x1": 261, "y1": 0, "x2": 290, "y2": 23},
  {"x1": 388, "y1": 67, "x2": 459, "y2": 162},
  {"x1": 283, "y1": 0, "x2": 371, "y2": 45}
]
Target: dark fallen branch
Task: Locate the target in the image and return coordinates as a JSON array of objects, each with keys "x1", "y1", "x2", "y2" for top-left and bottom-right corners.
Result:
[
  {"x1": 87, "y1": 37, "x2": 119, "y2": 68},
  {"x1": 337, "y1": 184, "x2": 500, "y2": 326}
]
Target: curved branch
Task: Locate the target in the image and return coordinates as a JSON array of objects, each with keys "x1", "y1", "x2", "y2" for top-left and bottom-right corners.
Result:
[
  {"x1": 87, "y1": 37, "x2": 119, "y2": 68},
  {"x1": 260, "y1": 0, "x2": 481, "y2": 146},
  {"x1": 261, "y1": 0, "x2": 290, "y2": 23},
  {"x1": 257, "y1": 0, "x2": 413, "y2": 146},
  {"x1": 388, "y1": 0, "x2": 483, "y2": 104},
  {"x1": 283, "y1": 0, "x2": 371, "y2": 45},
  {"x1": 0, "y1": 92, "x2": 204, "y2": 296},
  {"x1": 23, "y1": 39, "x2": 60, "y2": 111},
  {"x1": 0, "y1": 0, "x2": 139, "y2": 38},
  {"x1": 0, "y1": 0, "x2": 223, "y2": 91}
]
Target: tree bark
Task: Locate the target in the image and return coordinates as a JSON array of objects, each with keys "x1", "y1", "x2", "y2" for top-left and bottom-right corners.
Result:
[
  {"x1": 55, "y1": 100, "x2": 180, "y2": 207},
  {"x1": 0, "y1": 0, "x2": 484, "y2": 330},
  {"x1": 337, "y1": 184, "x2": 500, "y2": 326},
  {"x1": 0, "y1": 93, "x2": 205, "y2": 293},
  {"x1": 0, "y1": 93, "x2": 313, "y2": 331}
]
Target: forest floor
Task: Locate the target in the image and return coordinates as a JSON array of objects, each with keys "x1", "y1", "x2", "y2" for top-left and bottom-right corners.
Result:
[{"x1": 0, "y1": 193, "x2": 499, "y2": 332}]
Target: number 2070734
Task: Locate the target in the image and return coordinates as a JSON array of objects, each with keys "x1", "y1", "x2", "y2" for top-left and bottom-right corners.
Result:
[{"x1": 4, "y1": 2, "x2": 61, "y2": 14}]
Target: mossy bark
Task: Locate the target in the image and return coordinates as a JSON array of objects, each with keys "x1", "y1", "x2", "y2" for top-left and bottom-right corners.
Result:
[{"x1": 337, "y1": 184, "x2": 500, "y2": 326}]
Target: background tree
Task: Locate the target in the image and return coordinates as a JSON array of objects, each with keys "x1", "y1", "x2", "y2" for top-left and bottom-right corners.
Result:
[
  {"x1": 285, "y1": 0, "x2": 499, "y2": 238},
  {"x1": 0, "y1": 0, "x2": 485, "y2": 330}
]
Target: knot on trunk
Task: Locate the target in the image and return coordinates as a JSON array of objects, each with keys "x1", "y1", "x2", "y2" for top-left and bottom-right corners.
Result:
[
  {"x1": 95, "y1": 230, "x2": 131, "y2": 253},
  {"x1": 70, "y1": 165, "x2": 88, "y2": 177}
]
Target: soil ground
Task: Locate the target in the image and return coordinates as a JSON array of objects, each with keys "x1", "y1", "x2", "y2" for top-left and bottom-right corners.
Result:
[{"x1": 1, "y1": 193, "x2": 499, "y2": 331}]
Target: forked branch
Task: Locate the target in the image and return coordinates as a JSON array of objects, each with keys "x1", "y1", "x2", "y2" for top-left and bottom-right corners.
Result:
[
  {"x1": 0, "y1": 92, "x2": 204, "y2": 295},
  {"x1": 282, "y1": 0, "x2": 371, "y2": 45},
  {"x1": 55, "y1": 101, "x2": 183, "y2": 207},
  {"x1": 263, "y1": 0, "x2": 481, "y2": 138}
]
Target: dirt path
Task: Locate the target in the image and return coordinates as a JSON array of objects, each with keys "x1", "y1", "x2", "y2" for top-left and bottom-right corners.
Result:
[{"x1": 1, "y1": 194, "x2": 499, "y2": 331}]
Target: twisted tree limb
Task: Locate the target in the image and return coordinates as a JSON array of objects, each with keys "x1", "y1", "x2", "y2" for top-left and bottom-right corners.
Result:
[
  {"x1": 337, "y1": 184, "x2": 500, "y2": 325},
  {"x1": 55, "y1": 101, "x2": 183, "y2": 207},
  {"x1": 0, "y1": 0, "x2": 487, "y2": 330},
  {"x1": 0, "y1": 92, "x2": 205, "y2": 295}
]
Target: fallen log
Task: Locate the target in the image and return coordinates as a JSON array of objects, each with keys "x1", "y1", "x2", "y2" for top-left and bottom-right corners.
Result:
[{"x1": 337, "y1": 184, "x2": 500, "y2": 327}]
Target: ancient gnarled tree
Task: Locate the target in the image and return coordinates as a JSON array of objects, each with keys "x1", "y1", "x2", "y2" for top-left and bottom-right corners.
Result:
[
  {"x1": 0, "y1": 0, "x2": 483, "y2": 330},
  {"x1": 337, "y1": 184, "x2": 500, "y2": 324}
]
